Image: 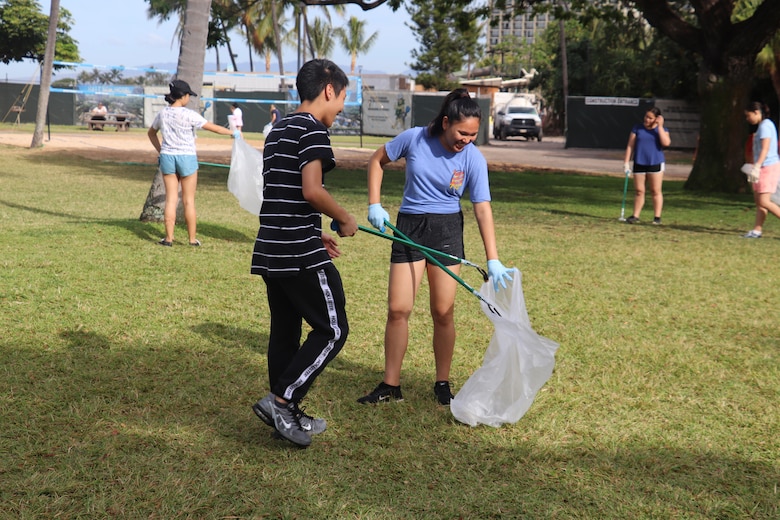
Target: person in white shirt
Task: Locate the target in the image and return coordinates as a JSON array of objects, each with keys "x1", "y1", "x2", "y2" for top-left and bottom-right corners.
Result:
[
  {"x1": 147, "y1": 80, "x2": 237, "y2": 247},
  {"x1": 91, "y1": 102, "x2": 108, "y2": 130},
  {"x1": 229, "y1": 102, "x2": 243, "y2": 136}
]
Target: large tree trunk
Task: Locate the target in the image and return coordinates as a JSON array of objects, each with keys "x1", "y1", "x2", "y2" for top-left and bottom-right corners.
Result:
[
  {"x1": 139, "y1": 168, "x2": 184, "y2": 222},
  {"x1": 685, "y1": 57, "x2": 754, "y2": 192},
  {"x1": 30, "y1": 0, "x2": 59, "y2": 148},
  {"x1": 139, "y1": 0, "x2": 212, "y2": 222},
  {"x1": 633, "y1": 0, "x2": 780, "y2": 193},
  {"x1": 176, "y1": 0, "x2": 212, "y2": 110},
  {"x1": 771, "y1": 51, "x2": 780, "y2": 113},
  {"x1": 271, "y1": 1, "x2": 286, "y2": 82}
]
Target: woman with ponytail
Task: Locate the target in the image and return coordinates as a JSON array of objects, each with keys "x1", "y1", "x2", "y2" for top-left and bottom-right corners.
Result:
[
  {"x1": 742, "y1": 102, "x2": 780, "y2": 238},
  {"x1": 148, "y1": 79, "x2": 237, "y2": 246},
  {"x1": 358, "y1": 88, "x2": 514, "y2": 406}
]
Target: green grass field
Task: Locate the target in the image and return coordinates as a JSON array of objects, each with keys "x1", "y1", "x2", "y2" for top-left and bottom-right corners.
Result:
[{"x1": 0, "y1": 144, "x2": 777, "y2": 519}]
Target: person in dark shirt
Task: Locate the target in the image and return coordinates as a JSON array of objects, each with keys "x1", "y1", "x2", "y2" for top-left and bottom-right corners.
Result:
[
  {"x1": 250, "y1": 59, "x2": 357, "y2": 448},
  {"x1": 622, "y1": 107, "x2": 671, "y2": 225},
  {"x1": 270, "y1": 103, "x2": 282, "y2": 126}
]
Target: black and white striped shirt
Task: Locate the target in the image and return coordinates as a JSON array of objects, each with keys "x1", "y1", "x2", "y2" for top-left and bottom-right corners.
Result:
[{"x1": 251, "y1": 112, "x2": 336, "y2": 277}]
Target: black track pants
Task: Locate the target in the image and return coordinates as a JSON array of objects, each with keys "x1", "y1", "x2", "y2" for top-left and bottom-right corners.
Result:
[{"x1": 262, "y1": 263, "x2": 348, "y2": 403}]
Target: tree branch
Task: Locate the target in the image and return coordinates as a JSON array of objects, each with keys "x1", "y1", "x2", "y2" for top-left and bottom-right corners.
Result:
[
  {"x1": 298, "y1": 0, "x2": 394, "y2": 11},
  {"x1": 730, "y1": 0, "x2": 780, "y2": 57},
  {"x1": 635, "y1": 0, "x2": 780, "y2": 72},
  {"x1": 633, "y1": 0, "x2": 701, "y2": 52}
]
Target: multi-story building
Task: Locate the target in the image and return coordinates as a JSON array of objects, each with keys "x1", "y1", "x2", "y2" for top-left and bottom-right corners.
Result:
[
  {"x1": 487, "y1": 1, "x2": 625, "y2": 50},
  {"x1": 486, "y1": 1, "x2": 555, "y2": 50}
]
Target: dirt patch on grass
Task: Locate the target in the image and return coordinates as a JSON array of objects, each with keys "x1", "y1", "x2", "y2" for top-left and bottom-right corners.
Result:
[{"x1": 0, "y1": 129, "x2": 383, "y2": 170}]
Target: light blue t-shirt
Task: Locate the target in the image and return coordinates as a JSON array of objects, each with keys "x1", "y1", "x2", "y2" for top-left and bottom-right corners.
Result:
[
  {"x1": 385, "y1": 127, "x2": 491, "y2": 214},
  {"x1": 753, "y1": 119, "x2": 779, "y2": 167}
]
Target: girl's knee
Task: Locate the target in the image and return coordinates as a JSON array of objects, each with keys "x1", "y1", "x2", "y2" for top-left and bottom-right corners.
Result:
[
  {"x1": 430, "y1": 307, "x2": 455, "y2": 325},
  {"x1": 387, "y1": 307, "x2": 412, "y2": 322}
]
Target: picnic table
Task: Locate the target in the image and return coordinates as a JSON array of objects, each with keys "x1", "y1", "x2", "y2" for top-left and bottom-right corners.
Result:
[{"x1": 85, "y1": 112, "x2": 134, "y2": 131}]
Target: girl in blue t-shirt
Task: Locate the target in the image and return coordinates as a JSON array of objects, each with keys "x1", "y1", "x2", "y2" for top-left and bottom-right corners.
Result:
[
  {"x1": 357, "y1": 88, "x2": 514, "y2": 406},
  {"x1": 623, "y1": 107, "x2": 672, "y2": 225},
  {"x1": 742, "y1": 101, "x2": 780, "y2": 238}
]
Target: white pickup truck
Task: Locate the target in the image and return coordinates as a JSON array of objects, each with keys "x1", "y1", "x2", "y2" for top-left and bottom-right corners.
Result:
[{"x1": 492, "y1": 98, "x2": 543, "y2": 141}]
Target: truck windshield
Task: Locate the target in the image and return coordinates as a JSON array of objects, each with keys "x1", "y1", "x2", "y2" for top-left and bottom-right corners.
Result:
[{"x1": 508, "y1": 107, "x2": 536, "y2": 115}]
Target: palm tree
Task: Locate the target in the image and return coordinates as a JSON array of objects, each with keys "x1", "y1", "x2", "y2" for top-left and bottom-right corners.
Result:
[
  {"x1": 140, "y1": 0, "x2": 213, "y2": 222},
  {"x1": 283, "y1": 2, "x2": 346, "y2": 68},
  {"x1": 334, "y1": 16, "x2": 378, "y2": 74},
  {"x1": 241, "y1": 0, "x2": 287, "y2": 73},
  {"x1": 211, "y1": 0, "x2": 240, "y2": 71},
  {"x1": 309, "y1": 18, "x2": 336, "y2": 58},
  {"x1": 31, "y1": 0, "x2": 60, "y2": 148}
]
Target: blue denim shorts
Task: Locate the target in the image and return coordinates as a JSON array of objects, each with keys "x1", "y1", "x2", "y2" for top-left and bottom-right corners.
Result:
[
  {"x1": 159, "y1": 154, "x2": 198, "y2": 177},
  {"x1": 390, "y1": 212, "x2": 464, "y2": 265}
]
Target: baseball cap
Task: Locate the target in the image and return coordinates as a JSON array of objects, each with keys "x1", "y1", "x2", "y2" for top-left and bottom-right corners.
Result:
[{"x1": 169, "y1": 79, "x2": 197, "y2": 97}]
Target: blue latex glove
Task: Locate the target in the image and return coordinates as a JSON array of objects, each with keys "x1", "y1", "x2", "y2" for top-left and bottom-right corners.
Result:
[
  {"x1": 232, "y1": 131, "x2": 241, "y2": 139},
  {"x1": 368, "y1": 203, "x2": 390, "y2": 232},
  {"x1": 487, "y1": 259, "x2": 513, "y2": 292}
]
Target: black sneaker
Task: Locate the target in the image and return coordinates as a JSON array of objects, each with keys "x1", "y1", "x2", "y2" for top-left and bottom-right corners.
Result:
[
  {"x1": 357, "y1": 382, "x2": 403, "y2": 404},
  {"x1": 433, "y1": 381, "x2": 454, "y2": 405},
  {"x1": 253, "y1": 394, "x2": 326, "y2": 435},
  {"x1": 652, "y1": 217, "x2": 662, "y2": 225},
  {"x1": 625, "y1": 216, "x2": 639, "y2": 224}
]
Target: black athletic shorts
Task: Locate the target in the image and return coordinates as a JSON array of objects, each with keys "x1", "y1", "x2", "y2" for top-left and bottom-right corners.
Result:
[
  {"x1": 390, "y1": 212, "x2": 464, "y2": 265},
  {"x1": 632, "y1": 163, "x2": 664, "y2": 174}
]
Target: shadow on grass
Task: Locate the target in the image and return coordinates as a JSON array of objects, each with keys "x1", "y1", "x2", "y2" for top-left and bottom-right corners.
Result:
[
  {"x1": 544, "y1": 208, "x2": 745, "y2": 236},
  {"x1": 0, "y1": 199, "x2": 253, "y2": 244},
  {"x1": 26, "y1": 153, "x2": 232, "y2": 189},
  {"x1": 25, "y1": 153, "x2": 757, "y2": 218},
  {"x1": 4, "y1": 330, "x2": 776, "y2": 518},
  {"x1": 327, "y1": 168, "x2": 755, "y2": 214},
  {"x1": 191, "y1": 321, "x2": 267, "y2": 353}
]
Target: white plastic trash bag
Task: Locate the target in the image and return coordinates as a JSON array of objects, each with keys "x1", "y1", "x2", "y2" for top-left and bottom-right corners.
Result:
[
  {"x1": 450, "y1": 271, "x2": 559, "y2": 427},
  {"x1": 227, "y1": 137, "x2": 264, "y2": 215},
  {"x1": 262, "y1": 123, "x2": 273, "y2": 137}
]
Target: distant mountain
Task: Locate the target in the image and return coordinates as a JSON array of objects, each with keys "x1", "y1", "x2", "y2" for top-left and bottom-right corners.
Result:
[
  {"x1": 141, "y1": 61, "x2": 397, "y2": 76},
  {"x1": 3, "y1": 60, "x2": 410, "y2": 85}
]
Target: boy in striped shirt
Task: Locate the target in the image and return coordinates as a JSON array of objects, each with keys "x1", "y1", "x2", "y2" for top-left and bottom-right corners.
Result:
[{"x1": 250, "y1": 59, "x2": 358, "y2": 448}]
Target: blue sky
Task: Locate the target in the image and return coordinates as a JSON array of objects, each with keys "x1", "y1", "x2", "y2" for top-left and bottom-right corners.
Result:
[{"x1": 0, "y1": 0, "x2": 416, "y2": 83}]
